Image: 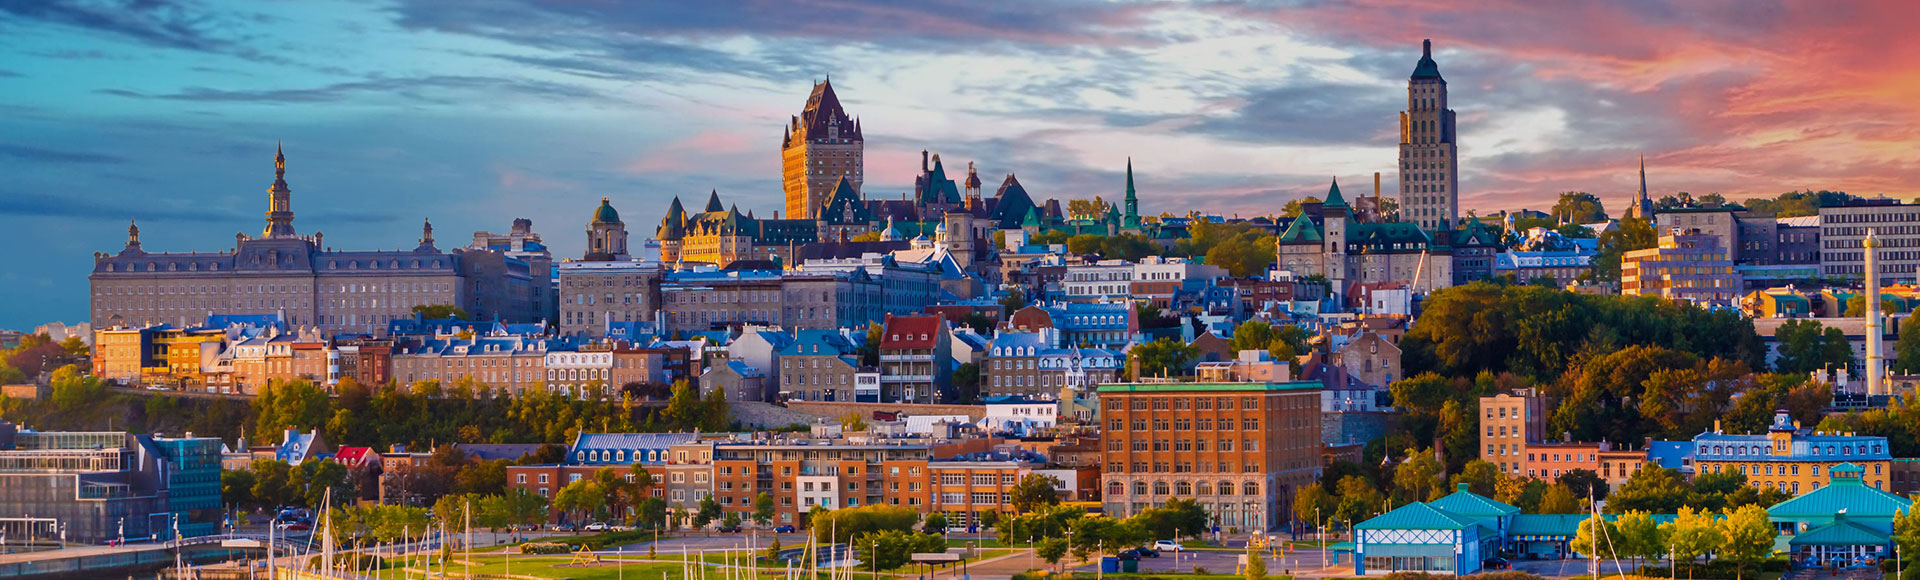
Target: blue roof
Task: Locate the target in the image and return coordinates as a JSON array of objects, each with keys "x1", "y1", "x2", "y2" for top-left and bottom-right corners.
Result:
[
  {"x1": 781, "y1": 329, "x2": 858, "y2": 356},
  {"x1": 205, "y1": 313, "x2": 285, "y2": 332},
  {"x1": 1648, "y1": 440, "x2": 1694, "y2": 471},
  {"x1": 1428, "y1": 483, "x2": 1520, "y2": 517},
  {"x1": 982, "y1": 395, "x2": 1050, "y2": 405},
  {"x1": 991, "y1": 331, "x2": 1052, "y2": 353},
  {"x1": 1692, "y1": 432, "x2": 1891, "y2": 462},
  {"x1": 568, "y1": 433, "x2": 703, "y2": 465}
]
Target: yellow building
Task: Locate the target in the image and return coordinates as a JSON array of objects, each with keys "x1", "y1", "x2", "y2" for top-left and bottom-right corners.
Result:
[
  {"x1": 93, "y1": 326, "x2": 151, "y2": 383},
  {"x1": 1620, "y1": 229, "x2": 1740, "y2": 307},
  {"x1": 1690, "y1": 411, "x2": 1894, "y2": 495}
]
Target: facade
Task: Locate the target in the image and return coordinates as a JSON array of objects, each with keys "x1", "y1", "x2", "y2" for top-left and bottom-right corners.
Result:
[
  {"x1": 1620, "y1": 229, "x2": 1740, "y2": 306},
  {"x1": 1820, "y1": 200, "x2": 1920, "y2": 281},
  {"x1": 659, "y1": 268, "x2": 887, "y2": 336},
  {"x1": 0, "y1": 427, "x2": 222, "y2": 544},
  {"x1": 776, "y1": 329, "x2": 867, "y2": 402},
  {"x1": 782, "y1": 78, "x2": 864, "y2": 220},
  {"x1": 1478, "y1": 391, "x2": 1547, "y2": 477},
  {"x1": 1097, "y1": 381, "x2": 1323, "y2": 531},
  {"x1": 390, "y1": 336, "x2": 552, "y2": 395},
  {"x1": 879, "y1": 314, "x2": 953, "y2": 403},
  {"x1": 89, "y1": 146, "x2": 540, "y2": 334},
  {"x1": 556, "y1": 260, "x2": 662, "y2": 338},
  {"x1": 1770, "y1": 463, "x2": 1912, "y2": 567},
  {"x1": 1275, "y1": 180, "x2": 1497, "y2": 300},
  {"x1": 1399, "y1": 40, "x2": 1459, "y2": 231},
  {"x1": 504, "y1": 433, "x2": 705, "y2": 521},
  {"x1": 1691, "y1": 412, "x2": 1893, "y2": 495}
]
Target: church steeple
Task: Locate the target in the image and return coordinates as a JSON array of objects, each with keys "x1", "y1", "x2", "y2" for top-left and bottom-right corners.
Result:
[
  {"x1": 263, "y1": 142, "x2": 297, "y2": 239},
  {"x1": 1122, "y1": 157, "x2": 1140, "y2": 229},
  {"x1": 1629, "y1": 155, "x2": 1655, "y2": 221}
]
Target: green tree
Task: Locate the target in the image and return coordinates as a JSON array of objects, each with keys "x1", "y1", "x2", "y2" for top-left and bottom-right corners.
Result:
[
  {"x1": 1392, "y1": 449, "x2": 1444, "y2": 503},
  {"x1": 1570, "y1": 514, "x2": 1620, "y2": 562},
  {"x1": 1036, "y1": 537, "x2": 1068, "y2": 571},
  {"x1": 1663, "y1": 506, "x2": 1724, "y2": 580},
  {"x1": 953, "y1": 363, "x2": 981, "y2": 403},
  {"x1": 48, "y1": 364, "x2": 105, "y2": 410},
  {"x1": 1129, "y1": 338, "x2": 1199, "y2": 379},
  {"x1": 1894, "y1": 507, "x2": 1920, "y2": 578},
  {"x1": 1585, "y1": 217, "x2": 1657, "y2": 284},
  {"x1": 1293, "y1": 485, "x2": 1337, "y2": 531},
  {"x1": 663, "y1": 379, "x2": 706, "y2": 430},
  {"x1": 1896, "y1": 315, "x2": 1920, "y2": 374},
  {"x1": 1009, "y1": 474, "x2": 1064, "y2": 512},
  {"x1": 1556, "y1": 469, "x2": 1609, "y2": 502},
  {"x1": 1244, "y1": 547, "x2": 1267, "y2": 580},
  {"x1": 552, "y1": 479, "x2": 606, "y2": 526},
  {"x1": 1775, "y1": 319, "x2": 1850, "y2": 375},
  {"x1": 924, "y1": 512, "x2": 949, "y2": 533},
  {"x1": 1717, "y1": 505, "x2": 1776, "y2": 580},
  {"x1": 1281, "y1": 197, "x2": 1321, "y2": 219},
  {"x1": 1448, "y1": 459, "x2": 1504, "y2": 498},
  {"x1": 1614, "y1": 511, "x2": 1668, "y2": 570},
  {"x1": 1608, "y1": 464, "x2": 1689, "y2": 514},
  {"x1": 1537, "y1": 484, "x2": 1581, "y2": 514},
  {"x1": 752, "y1": 492, "x2": 775, "y2": 527},
  {"x1": 222, "y1": 469, "x2": 258, "y2": 508},
  {"x1": 811, "y1": 504, "x2": 921, "y2": 544},
  {"x1": 978, "y1": 510, "x2": 1001, "y2": 532},
  {"x1": 636, "y1": 497, "x2": 668, "y2": 529},
  {"x1": 1551, "y1": 192, "x2": 1608, "y2": 224},
  {"x1": 250, "y1": 459, "x2": 293, "y2": 508},
  {"x1": 695, "y1": 494, "x2": 722, "y2": 528},
  {"x1": 1333, "y1": 475, "x2": 1384, "y2": 527}
]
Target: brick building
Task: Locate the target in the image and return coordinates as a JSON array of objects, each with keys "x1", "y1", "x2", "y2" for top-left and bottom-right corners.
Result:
[{"x1": 1097, "y1": 381, "x2": 1323, "y2": 531}]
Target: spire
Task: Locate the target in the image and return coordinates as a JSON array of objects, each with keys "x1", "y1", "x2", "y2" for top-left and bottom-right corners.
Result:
[
  {"x1": 1411, "y1": 39, "x2": 1443, "y2": 80},
  {"x1": 263, "y1": 142, "x2": 296, "y2": 238},
  {"x1": 705, "y1": 189, "x2": 724, "y2": 213},
  {"x1": 420, "y1": 217, "x2": 435, "y2": 247},
  {"x1": 1125, "y1": 157, "x2": 1137, "y2": 202},
  {"x1": 1323, "y1": 177, "x2": 1351, "y2": 214},
  {"x1": 127, "y1": 219, "x2": 141, "y2": 249}
]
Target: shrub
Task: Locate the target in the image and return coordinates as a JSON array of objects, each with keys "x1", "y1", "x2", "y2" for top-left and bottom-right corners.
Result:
[
  {"x1": 307, "y1": 554, "x2": 383, "y2": 570},
  {"x1": 520, "y1": 542, "x2": 572, "y2": 554}
]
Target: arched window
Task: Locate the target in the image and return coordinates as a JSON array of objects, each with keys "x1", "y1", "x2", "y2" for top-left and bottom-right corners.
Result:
[
  {"x1": 1175, "y1": 481, "x2": 1192, "y2": 495},
  {"x1": 1243, "y1": 482, "x2": 1259, "y2": 496},
  {"x1": 1133, "y1": 481, "x2": 1148, "y2": 495},
  {"x1": 1108, "y1": 481, "x2": 1125, "y2": 496},
  {"x1": 1197, "y1": 482, "x2": 1212, "y2": 495},
  {"x1": 1218, "y1": 481, "x2": 1235, "y2": 496},
  {"x1": 1153, "y1": 481, "x2": 1170, "y2": 495}
]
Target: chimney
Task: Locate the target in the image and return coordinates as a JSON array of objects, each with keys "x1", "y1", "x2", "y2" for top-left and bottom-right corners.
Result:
[{"x1": 1714, "y1": 419, "x2": 1722, "y2": 434}]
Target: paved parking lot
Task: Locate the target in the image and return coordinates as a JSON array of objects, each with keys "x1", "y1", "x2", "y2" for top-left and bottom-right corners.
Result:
[{"x1": 1071, "y1": 549, "x2": 1339, "y2": 577}]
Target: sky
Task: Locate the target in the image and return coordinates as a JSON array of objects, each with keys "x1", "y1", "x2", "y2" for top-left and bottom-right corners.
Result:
[{"x1": 4, "y1": 0, "x2": 1920, "y2": 330}]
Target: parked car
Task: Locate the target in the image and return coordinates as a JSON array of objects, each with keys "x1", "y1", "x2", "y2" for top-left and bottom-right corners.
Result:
[
  {"x1": 1116, "y1": 550, "x2": 1141, "y2": 561},
  {"x1": 584, "y1": 522, "x2": 609, "y2": 532},
  {"x1": 1483, "y1": 558, "x2": 1511, "y2": 570},
  {"x1": 547, "y1": 523, "x2": 574, "y2": 532},
  {"x1": 718, "y1": 525, "x2": 742, "y2": 533},
  {"x1": 1152, "y1": 540, "x2": 1183, "y2": 552},
  {"x1": 278, "y1": 522, "x2": 311, "y2": 532},
  {"x1": 1135, "y1": 547, "x2": 1160, "y2": 558},
  {"x1": 774, "y1": 525, "x2": 796, "y2": 533}
]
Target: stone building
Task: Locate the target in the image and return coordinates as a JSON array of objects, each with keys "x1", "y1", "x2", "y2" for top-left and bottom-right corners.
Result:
[
  {"x1": 556, "y1": 260, "x2": 663, "y2": 338},
  {"x1": 782, "y1": 78, "x2": 863, "y2": 220},
  {"x1": 89, "y1": 145, "x2": 541, "y2": 335},
  {"x1": 1400, "y1": 39, "x2": 1460, "y2": 231},
  {"x1": 776, "y1": 329, "x2": 866, "y2": 402}
]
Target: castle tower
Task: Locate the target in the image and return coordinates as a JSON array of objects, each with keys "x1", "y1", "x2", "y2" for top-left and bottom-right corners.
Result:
[
  {"x1": 943, "y1": 211, "x2": 976, "y2": 269},
  {"x1": 782, "y1": 77, "x2": 863, "y2": 220},
  {"x1": 585, "y1": 197, "x2": 629, "y2": 261},
  {"x1": 1398, "y1": 40, "x2": 1459, "y2": 231},
  {"x1": 964, "y1": 161, "x2": 983, "y2": 211},
  {"x1": 263, "y1": 142, "x2": 297, "y2": 238},
  {"x1": 1866, "y1": 229, "x2": 1887, "y2": 396},
  {"x1": 658, "y1": 196, "x2": 686, "y2": 263}
]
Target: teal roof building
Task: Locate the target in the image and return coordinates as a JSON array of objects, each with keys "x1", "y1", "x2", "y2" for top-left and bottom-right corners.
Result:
[
  {"x1": 1352, "y1": 484, "x2": 1514, "y2": 575},
  {"x1": 1769, "y1": 463, "x2": 1912, "y2": 567}
]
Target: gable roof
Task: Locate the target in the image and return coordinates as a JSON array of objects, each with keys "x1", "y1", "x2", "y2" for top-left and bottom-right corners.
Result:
[
  {"x1": 1277, "y1": 215, "x2": 1322, "y2": 243},
  {"x1": 1428, "y1": 483, "x2": 1521, "y2": 517},
  {"x1": 1356, "y1": 501, "x2": 1476, "y2": 530},
  {"x1": 1789, "y1": 515, "x2": 1890, "y2": 546},
  {"x1": 882, "y1": 315, "x2": 945, "y2": 349}
]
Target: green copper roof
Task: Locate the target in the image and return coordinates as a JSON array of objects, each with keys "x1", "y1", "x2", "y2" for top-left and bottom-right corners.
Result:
[
  {"x1": 1356, "y1": 501, "x2": 1475, "y2": 531},
  {"x1": 592, "y1": 197, "x2": 621, "y2": 224},
  {"x1": 1508, "y1": 514, "x2": 1594, "y2": 538},
  {"x1": 1277, "y1": 216, "x2": 1322, "y2": 243},
  {"x1": 1125, "y1": 158, "x2": 1137, "y2": 202},
  {"x1": 1768, "y1": 470, "x2": 1911, "y2": 520},
  {"x1": 1322, "y1": 178, "x2": 1349, "y2": 211},
  {"x1": 1789, "y1": 516, "x2": 1890, "y2": 547},
  {"x1": 1096, "y1": 381, "x2": 1322, "y2": 393},
  {"x1": 1429, "y1": 483, "x2": 1520, "y2": 517}
]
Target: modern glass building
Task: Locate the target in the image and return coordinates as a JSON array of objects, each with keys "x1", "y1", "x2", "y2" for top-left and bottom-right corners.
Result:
[{"x1": 0, "y1": 423, "x2": 223, "y2": 544}]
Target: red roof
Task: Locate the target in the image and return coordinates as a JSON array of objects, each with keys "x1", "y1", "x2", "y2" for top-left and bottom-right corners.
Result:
[
  {"x1": 881, "y1": 314, "x2": 944, "y2": 349},
  {"x1": 333, "y1": 446, "x2": 376, "y2": 466}
]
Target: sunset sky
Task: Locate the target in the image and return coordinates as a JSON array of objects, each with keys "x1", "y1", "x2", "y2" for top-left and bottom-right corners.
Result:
[{"x1": 4, "y1": 0, "x2": 1919, "y2": 329}]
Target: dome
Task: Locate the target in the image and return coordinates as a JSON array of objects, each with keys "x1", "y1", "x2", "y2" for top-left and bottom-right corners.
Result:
[{"x1": 591, "y1": 197, "x2": 621, "y2": 224}]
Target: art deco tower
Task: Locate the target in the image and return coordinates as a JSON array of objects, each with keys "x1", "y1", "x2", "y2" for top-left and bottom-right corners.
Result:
[
  {"x1": 782, "y1": 77, "x2": 863, "y2": 220},
  {"x1": 1398, "y1": 39, "x2": 1459, "y2": 231}
]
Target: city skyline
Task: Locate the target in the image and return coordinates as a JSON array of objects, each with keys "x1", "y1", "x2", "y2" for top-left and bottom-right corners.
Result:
[{"x1": 5, "y1": 1, "x2": 1920, "y2": 330}]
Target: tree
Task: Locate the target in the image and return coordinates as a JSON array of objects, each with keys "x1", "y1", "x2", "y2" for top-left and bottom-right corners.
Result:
[
  {"x1": 1244, "y1": 547, "x2": 1267, "y2": 580},
  {"x1": 1392, "y1": 449, "x2": 1444, "y2": 503},
  {"x1": 1129, "y1": 338, "x2": 1199, "y2": 379},
  {"x1": 1586, "y1": 217, "x2": 1657, "y2": 284},
  {"x1": 251, "y1": 459, "x2": 293, "y2": 508},
  {"x1": 1608, "y1": 464, "x2": 1689, "y2": 514},
  {"x1": 1895, "y1": 507, "x2": 1920, "y2": 577},
  {"x1": 1717, "y1": 505, "x2": 1776, "y2": 580},
  {"x1": 1009, "y1": 474, "x2": 1063, "y2": 512},
  {"x1": 1896, "y1": 315, "x2": 1920, "y2": 374},
  {"x1": 695, "y1": 494, "x2": 722, "y2": 528},
  {"x1": 998, "y1": 290, "x2": 1027, "y2": 321},
  {"x1": 410, "y1": 304, "x2": 469, "y2": 320},
  {"x1": 48, "y1": 365, "x2": 105, "y2": 410},
  {"x1": 953, "y1": 363, "x2": 981, "y2": 404},
  {"x1": 663, "y1": 380, "x2": 707, "y2": 430},
  {"x1": 1281, "y1": 197, "x2": 1322, "y2": 219},
  {"x1": 552, "y1": 479, "x2": 606, "y2": 526},
  {"x1": 1775, "y1": 319, "x2": 1851, "y2": 375},
  {"x1": 1569, "y1": 514, "x2": 1619, "y2": 562},
  {"x1": 1205, "y1": 232, "x2": 1277, "y2": 277},
  {"x1": 1614, "y1": 511, "x2": 1667, "y2": 570},
  {"x1": 1333, "y1": 475, "x2": 1384, "y2": 527},
  {"x1": 978, "y1": 510, "x2": 1001, "y2": 532},
  {"x1": 752, "y1": 492, "x2": 775, "y2": 527},
  {"x1": 1132, "y1": 498, "x2": 1208, "y2": 540},
  {"x1": 1068, "y1": 198, "x2": 1110, "y2": 220},
  {"x1": 222, "y1": 469, "x2": 258, "y2": 508},
  {"x1": 1036, "y1": 537, "x2": 1068, "y2": 571},
  {"x1": 924, "y1": 512, "x2": 949, "y2": 533},
  {"x1": 811, "y1": 505, "x2": 922, "y2": 544},
  {"x1": 1537, "y1": 484, "x2": 1580, "y2": 514},
  {"x1": 1551, "y1": 192, "x2": 1608, "y2": 224},
  {"x1": 1663, "y1": 507, "x2": 1723, "y2": 580},
  {"x1": 1556, "y1": 469, "x2": 1609, "y2": 502},
  {"x1": 636, "y1": 497, "x2": 668, "y2": 529},
  {"x1": 1449, "y1": 459, "x2": 1503, "y2": 497},
  {"x1": 1293, "y1": 485, "x2": 1337, "y2": 531}
]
